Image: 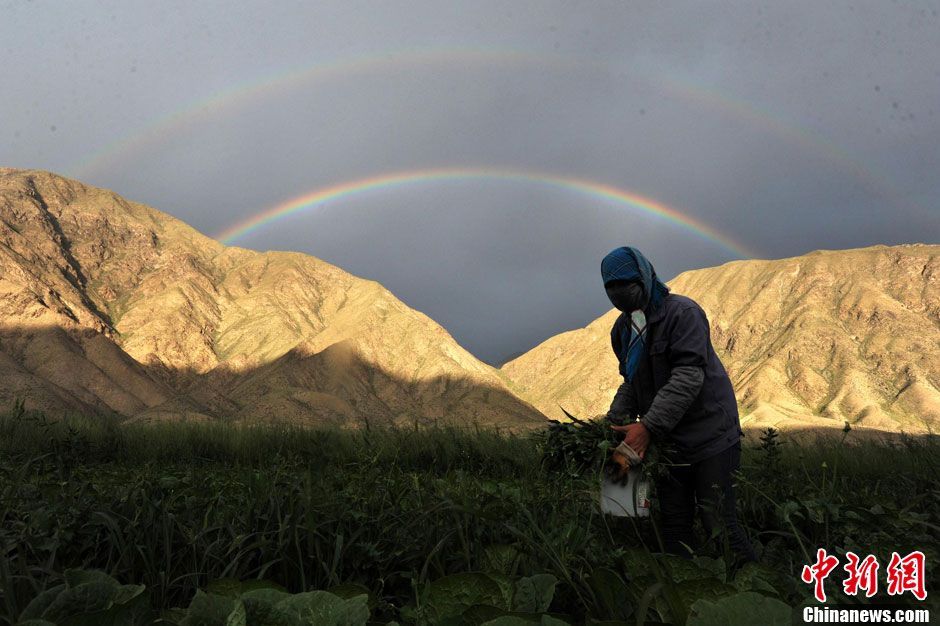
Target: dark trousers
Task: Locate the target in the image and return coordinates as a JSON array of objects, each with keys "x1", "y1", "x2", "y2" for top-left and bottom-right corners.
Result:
[{"x1": 654, "y1": 441, "x2": 756, "y2": 565}]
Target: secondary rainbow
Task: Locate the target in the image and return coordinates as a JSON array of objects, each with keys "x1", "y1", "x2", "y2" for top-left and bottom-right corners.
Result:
[
  {"x1": 66, "y1": 47, "x2": 549, "y2": 179},
  {"x1": 64, "y1": 46, "x2": 918, "y2": 219},
  {"x1": 215, "y1": 168, "x2": 757, "y2": 259}
]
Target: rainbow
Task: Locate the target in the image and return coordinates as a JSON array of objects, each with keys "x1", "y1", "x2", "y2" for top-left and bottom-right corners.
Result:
[
  {"x1": 215, "y1": 167, "x2": 758, "y2": 259},
  {"x1": 657, "y1": 75, "x2": 892, "y2": 198},
  {"x1": 66, "y1": 47, "x2": 558, "y2": 179},
  {"x1": 64, "y1": 46, "x2": 917, "y2": 218}
]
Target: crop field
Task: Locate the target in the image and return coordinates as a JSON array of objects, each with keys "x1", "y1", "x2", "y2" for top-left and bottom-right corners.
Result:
[{"x1": 1, "y1": 406, "x2": 938, "y2": 625}]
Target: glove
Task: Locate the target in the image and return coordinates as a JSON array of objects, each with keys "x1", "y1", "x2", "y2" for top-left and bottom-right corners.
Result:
[{"x1": 605, "y1": 440, "x2": 643, "y2": 484}]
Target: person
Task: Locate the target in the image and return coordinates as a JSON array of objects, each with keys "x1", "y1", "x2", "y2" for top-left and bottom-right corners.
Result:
[{"x1": 601, "y1": 246, "x2": 756, "y2": 565}]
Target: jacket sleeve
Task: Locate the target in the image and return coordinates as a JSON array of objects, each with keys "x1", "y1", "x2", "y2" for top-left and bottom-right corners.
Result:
[
  {"x1": 641, "y1": 365, "x2": 704, "y2": 437},
  {"x1": 640, "y1": 305, "x2": 709, "y2": 437},
  {"x1": 605, "y1": 380, "x2": 638, "y2": 425}
]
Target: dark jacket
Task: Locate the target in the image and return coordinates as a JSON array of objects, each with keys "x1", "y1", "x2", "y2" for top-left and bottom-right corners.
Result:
[{"x1": 608, "y1": 293, "x2": 742, "y2": 463}]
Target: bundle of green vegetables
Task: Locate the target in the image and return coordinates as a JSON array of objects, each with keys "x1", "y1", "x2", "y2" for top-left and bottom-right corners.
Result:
[{"x1": 537, "y1": 408, "x2": 672, "y2": 482}]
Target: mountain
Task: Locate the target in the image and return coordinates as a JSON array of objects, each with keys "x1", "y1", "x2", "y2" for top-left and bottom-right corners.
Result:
[
  {"x1": 502, "y1": 244, "x2": 939, "y2": 434},
  {"x1": 0, "y1": 168, "x2": 544, "y2": 428},
  {"x1": 4, "y1": 168, "x2": 935, "y2": 435}
]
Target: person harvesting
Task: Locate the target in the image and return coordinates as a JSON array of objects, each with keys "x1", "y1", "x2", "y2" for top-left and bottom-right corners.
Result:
[{"x1": 602, "y1": 246, "x2": 756, "y2": 565}]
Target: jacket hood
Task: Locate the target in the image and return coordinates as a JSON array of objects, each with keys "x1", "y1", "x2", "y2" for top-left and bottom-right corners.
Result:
[{"x1": 601, "y1": 246, "x2": 670, "y2": 312}]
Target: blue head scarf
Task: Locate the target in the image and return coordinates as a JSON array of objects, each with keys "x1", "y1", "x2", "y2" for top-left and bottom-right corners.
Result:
[{"x1": 601, "y1": 247, "x2": 670, "y2": 381}]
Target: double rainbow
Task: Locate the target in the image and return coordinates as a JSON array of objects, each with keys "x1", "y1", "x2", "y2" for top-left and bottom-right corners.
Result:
[{"x1": 66, "y1": 46, "x2": 911, "y2": 217}]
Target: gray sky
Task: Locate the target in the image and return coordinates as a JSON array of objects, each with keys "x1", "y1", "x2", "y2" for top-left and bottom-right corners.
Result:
[{"x1": 2, "y1": 0, "x2": 938, "y2": 364}]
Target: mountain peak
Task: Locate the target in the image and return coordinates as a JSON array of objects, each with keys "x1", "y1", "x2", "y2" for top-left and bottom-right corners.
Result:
[{"x1": 0, "y1": 169, "x2": 545, "y2": 428}]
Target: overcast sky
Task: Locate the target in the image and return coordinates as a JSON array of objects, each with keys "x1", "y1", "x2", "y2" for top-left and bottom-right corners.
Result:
[{"x1": 2, "y1": 0, "x2": 938, "y2": 364}]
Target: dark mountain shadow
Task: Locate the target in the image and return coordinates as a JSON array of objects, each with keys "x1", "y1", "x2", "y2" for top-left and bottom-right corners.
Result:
[
  {"x1": 0, "y1": 323, "x2": 547, "y2": 431},
  {"x1": 3, "y1": 324, "x2": 935, "y2": 441}
]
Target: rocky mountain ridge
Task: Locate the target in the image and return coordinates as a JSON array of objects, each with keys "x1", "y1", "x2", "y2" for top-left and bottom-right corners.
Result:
[
  {"x1": 502, "y1": 244, "x2": 939, "y2": 434},
  {"x1": 0, "y1": 168, "x2": 543, "y2": 427}
]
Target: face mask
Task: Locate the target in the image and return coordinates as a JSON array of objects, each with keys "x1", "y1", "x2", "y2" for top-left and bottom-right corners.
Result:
[{"x1": 606, "y1": 281, "x2": 646, "y2": 312}]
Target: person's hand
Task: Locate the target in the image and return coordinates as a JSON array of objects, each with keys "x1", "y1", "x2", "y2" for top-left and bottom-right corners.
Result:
[
  {"x1": 610, "y1": 421, "x2": 650, "y2": 459},
  {"x1": 605, "y1": 448, "x2": 631, "y2": 484}
]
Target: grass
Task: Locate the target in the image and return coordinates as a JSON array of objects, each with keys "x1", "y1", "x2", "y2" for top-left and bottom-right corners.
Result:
[{"x1": 1, "y1": 404, "x2": 938, "y2": 624}]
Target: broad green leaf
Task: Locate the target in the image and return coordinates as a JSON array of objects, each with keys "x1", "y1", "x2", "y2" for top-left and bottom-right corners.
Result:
[
  {"x1": 280, "y1": 590, "x2": 369, "y2": 626},
  {"x1": 180, "y1": 590, "x2": 247, "y2": 626},
  {"x1": 687, "y1": 592, "x2": 791, "y2": 626},
  {"x1": 239, "y1": 588, "x2": 296, "y2": 626},
  {"x1": 26, "y1": 570, "x2": 149, "y2": 626},
  {"x1": 481, "y1": 616, "x2": 569, "y2": 625},
  {"x1": 58, "y1": 593, "x2": 150, "y2": 626},
  {"x1": 730, "y1": 563, "x2": 781, "y2": 597},
  {"x1": 618, "y1": 548, "x2": 651, "y2": 579},
  {"x1": 278, "y1": 590, "x2": 344, "y2": 621},
  {"x1": 41, "y1": 581, "x2": 121, "y2": 622},
  {"x1": 460, "y1": 604, "x2": 508, "y2": 624},
  {"x1": 671, "y1": 577, "x2": 737, "y2": 610},
  {"x1": 16, "y1": 620, "x2": 57, "y2": 626},
  {"x1": 511, "y1": 575, "x2": 557, "y2": 613},
  {"x1": 420, "y1": 573, "x2": 508, "y2": 624},
  {"x1": 485, "y1": 573, "x2": 515, "y2": 610},
  {"x1": 63, "y1": 569, "x2": 120, "y2": 591},
  {"x1": 690, "y1": 556, "x2": 726, "y2": 581},
  {"x1": 19, "y1": 584, "x2": 65, "y2": 620},
  {"x1": 111, "y1": 584, "x2": 147, "y2": 606}
]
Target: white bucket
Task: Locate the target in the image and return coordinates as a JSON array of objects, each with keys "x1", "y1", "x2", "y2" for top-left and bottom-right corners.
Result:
[{"x1": 600, "y1": 471, "x2": 651, "y2": 517}]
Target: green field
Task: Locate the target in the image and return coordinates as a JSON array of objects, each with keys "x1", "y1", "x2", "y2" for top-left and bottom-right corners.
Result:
[{"x1": 1, "y1": 405, "x2": 937, "y2": 625}]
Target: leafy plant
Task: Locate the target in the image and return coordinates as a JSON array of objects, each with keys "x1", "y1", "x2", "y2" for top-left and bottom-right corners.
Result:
[
  {"x1": 2, "y1": 410, "x2": 937, "y2": 624},
  {"x1": 758, "y1": 427, "x2": 782, "y2": 470},
  {"x1": 407, "y1": 572, "x2": 560, "y2": 625},
  {"x1": 538, "y1": 413, "x2": 615, "y2": 475},
  {"x1": 16, "y1": 569, "x2": 149, "y2": 626},
  {"x1": 687, "y1": 591, "x2": 791, "y2": 626}
]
